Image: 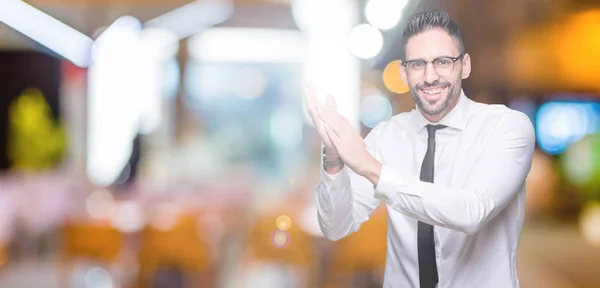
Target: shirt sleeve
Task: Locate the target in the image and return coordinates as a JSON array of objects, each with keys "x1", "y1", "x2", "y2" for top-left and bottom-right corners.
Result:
[
  {"x1": 374, "y1": 111, "x2": 535, "y2": 235},
  {"x1": 314, "y1": 124, "x2": 384, "y2": 241}
]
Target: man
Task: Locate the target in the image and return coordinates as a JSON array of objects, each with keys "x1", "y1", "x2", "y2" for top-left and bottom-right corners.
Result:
[{"x1": 306, "y1": 10, "x2": 535, "y2": 288}]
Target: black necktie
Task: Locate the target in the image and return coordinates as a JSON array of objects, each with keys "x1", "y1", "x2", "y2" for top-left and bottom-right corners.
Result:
[{"x1": 418, "y1": 124, "x2": 446, "y2": 288}]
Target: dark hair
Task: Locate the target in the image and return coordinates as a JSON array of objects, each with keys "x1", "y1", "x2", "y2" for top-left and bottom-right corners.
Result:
[{"x1": 400, "y1": 10, "x2": 464, "y2": 61}]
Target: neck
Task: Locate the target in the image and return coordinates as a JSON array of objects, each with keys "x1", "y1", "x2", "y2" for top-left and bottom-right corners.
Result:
[{"x1": 423, "y1": 111, "x2": 446, "y2": 123}]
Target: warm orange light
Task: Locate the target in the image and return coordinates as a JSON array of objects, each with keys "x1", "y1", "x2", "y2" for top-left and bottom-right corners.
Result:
[
  {"x1": 555, "y1": 10, "x2": 600, "y2": 89},
  {"x1": 275, "y1": 214, "x2": 292, "y2": 231},
  {"x1": 383, "y1": 60, "x2": 409, "y2": 94},
  {"x1": 506, "y1": 9, "x2": 600, "y2": 91}
]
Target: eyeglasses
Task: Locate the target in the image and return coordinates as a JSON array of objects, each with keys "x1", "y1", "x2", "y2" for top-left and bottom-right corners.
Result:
[{"x1": 401, "y1": 53, "x2": 465, "y2": 77}]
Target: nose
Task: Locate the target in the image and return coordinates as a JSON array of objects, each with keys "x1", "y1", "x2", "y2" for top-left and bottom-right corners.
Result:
[{"x1": 424, "y1": 62, "x2": 440, "y2": 84}]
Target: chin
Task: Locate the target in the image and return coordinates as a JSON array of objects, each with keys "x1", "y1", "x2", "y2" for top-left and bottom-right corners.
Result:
[{"x1": 420, "y1": 98, "x2": 448, "y2": 115}]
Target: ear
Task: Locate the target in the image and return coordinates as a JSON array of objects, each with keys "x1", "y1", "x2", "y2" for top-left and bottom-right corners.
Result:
[
  {"x1": 400, "y1": 62, "x2": 408, "y2": 85},
  {"x1": 461, "y1": 53, "x2": 471, "y2": 79}
]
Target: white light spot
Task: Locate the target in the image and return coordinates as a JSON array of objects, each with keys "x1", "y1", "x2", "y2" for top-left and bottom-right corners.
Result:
[
  {"x1": 109, "y1": 201, "x2": 144, "y2": 233},
  {"x1": 84, "y1": 267, "x2": 113, "y2": 288},
  {"x1": 365, "y1": 0, "x2": 407, "y2": 30},
  {"x1": 348, "y1": 24, "x2": 383, "y2": 59},
  {"x1": 85, "y1": 189, "x2": 115, "y2": 220},
  {"x1": 149, "y1": 202, "x2": 180, "y2": 231},
  {"x1": 580, "y1": 203, "x2": 600, "y2": 248}
]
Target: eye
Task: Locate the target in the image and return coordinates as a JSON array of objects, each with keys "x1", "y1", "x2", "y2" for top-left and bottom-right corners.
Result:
[
  {"x1": 409, "y1": 61, "x2": 426, "y2": 69},
  {"x1": 434, "y1": 58, "x2": 452, "y2": 67}
]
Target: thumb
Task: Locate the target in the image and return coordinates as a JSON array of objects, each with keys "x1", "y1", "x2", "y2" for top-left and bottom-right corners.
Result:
[{"x1": 326, "y1": 94, "x2": 337, "y2": 108}]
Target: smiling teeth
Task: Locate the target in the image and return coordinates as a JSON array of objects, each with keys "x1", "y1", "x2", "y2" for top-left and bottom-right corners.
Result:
[{"x1": 423, "y1": 89, "x2": 443, "y2": 94}]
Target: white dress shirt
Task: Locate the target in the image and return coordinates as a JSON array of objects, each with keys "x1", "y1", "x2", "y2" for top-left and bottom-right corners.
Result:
[{"x1": 315, "y1": 91, "x2": 535, "y2": 288}]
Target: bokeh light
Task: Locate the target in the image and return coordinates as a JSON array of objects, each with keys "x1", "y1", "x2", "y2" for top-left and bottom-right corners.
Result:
[
  {"x1": 580, "y1": 202, "x2": 600, "y2": 248},
  {"x1": 138, "y1": 27, "x2": 179, "y2": 61},
  {"x1": 536, "y1": 102, "x2": 600, "y2": 155},
  {"x1": 85, "y1": 189, "x2": 115, "y2": 220},
  {"x1": 554, "y1": 10, "x2": 600, "y2": 91},
  {"x1": 271, "y1": 230, "x2": 290, "y2": 249},
  {"x1": 109, "y1": 201, "x2": 144, "y2": 233},
  {"x1": 563, "y1": 136, "x2": 595, "y2": 186},
  {"x1": 149, "y1": 202, "x2": 180, "y2": 231},
  {"x1": 561, "y1": 134, "x2": 600, "y2": 196},
  {"x1": 365, "y1": 0, "x2": 407, "y2": 30},
  {"x1": 560, "y1": 134, "x2": 600, "y2": 201},
  {"x1": 291, "y1": 0, "x2": 352, "y2": 34},
  {"x1": 84, "y1": 266, "x2": 113, "y2": 288},
  {"x1": 276, "y1": 214, "x2": 292, "y2": 231},
  {"x1": 348, "y1": 24, "x2": 383, "y2": 59},
  {"x1": 360, "y1": 93, "x2": 392, "y2": 128},
  {"x1": 382, "y1": 60, "x2": 409, "y2": 94}
]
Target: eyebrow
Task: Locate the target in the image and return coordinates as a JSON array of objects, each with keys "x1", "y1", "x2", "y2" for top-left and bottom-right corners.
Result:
[{"x1": 405, "y1": 55, "x2": 454, "y2": 62}]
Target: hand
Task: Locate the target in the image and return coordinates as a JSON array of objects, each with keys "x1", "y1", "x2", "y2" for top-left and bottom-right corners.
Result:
[
  {"x1": 317, "y1": 96, "x2": 381, "y2": 180},
  {"x1": 305, "y1": 85, "x2": 338, "y2": 157}
]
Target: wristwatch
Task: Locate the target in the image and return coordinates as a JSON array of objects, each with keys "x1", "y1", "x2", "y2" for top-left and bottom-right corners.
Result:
[{"x1": 322, "y1": 147, "x2": 344, "y2": 169}]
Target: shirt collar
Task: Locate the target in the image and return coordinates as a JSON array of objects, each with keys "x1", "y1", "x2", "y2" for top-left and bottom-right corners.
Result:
[{"x1": 412, "y1": 89, "x2": 471, "y2": 132}]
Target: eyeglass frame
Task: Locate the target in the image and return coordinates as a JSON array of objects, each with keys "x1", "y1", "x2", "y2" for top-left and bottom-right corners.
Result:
[{"x1": 401, "y1": 52, "x2": 465, "y2": 76}]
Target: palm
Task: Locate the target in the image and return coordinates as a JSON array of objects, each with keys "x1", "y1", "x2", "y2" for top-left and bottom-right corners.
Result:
[{"x1": 305, "y1": 87, "x2": 338, "y2": 155}]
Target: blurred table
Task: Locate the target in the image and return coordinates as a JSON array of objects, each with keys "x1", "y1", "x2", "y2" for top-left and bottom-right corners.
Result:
[{"x1": 518, "y1": 221, "x2": 600, "y2": 288}]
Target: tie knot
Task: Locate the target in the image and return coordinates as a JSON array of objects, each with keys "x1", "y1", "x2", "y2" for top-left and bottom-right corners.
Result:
[{"x1": 426, "y1": 124, "x2": 446, "y2": 139}]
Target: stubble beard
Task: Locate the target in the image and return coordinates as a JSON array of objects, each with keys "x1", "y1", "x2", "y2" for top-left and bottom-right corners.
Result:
[{"x1": 410, "y1": 82, "x2": 460, "y2": 116}]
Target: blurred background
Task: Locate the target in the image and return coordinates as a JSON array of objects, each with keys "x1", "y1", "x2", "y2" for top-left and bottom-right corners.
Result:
[{"x1": 0, "y1": 0, "x2": 599, "y2": 287}]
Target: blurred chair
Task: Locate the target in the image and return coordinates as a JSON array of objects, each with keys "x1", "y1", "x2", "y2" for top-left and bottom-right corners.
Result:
[
  {"x1": 325, "y1": 204, "x2": 388, "y2": 288},
  {"x1": 235, "y1": 209, "x2": 318, "y2": 288},
  {"x1": 0, "y1": 244, "x2": 7, "y2": 270},
  {"x1": 59, "y1": 220, "x2": 125, "y2": 287},
  {"x1": 136, "y1": 212, "x2": 214, "y2": 288}
]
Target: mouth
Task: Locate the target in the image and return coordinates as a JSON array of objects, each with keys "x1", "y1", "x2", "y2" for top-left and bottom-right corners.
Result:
[{"x1": 419, "y1": 86, "x2": 448, "y2": 102}]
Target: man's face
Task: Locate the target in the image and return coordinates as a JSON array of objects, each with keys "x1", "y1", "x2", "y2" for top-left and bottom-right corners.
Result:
[{"x1": 400, "y1": 28, "x2": 471, "y2": 120}]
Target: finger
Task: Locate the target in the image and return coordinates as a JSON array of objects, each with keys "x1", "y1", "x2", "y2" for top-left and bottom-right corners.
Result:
[
  {"x1": 309, "y1": 108, "x2": 328, "y2": 138},
  {"x1": 306, "y1": 94, "x2": 334, "y2": 146},
  {"x1": 317, "y1": 122, "x2": 334, "y2": 147},
  {"x1": 325, "y1": 122, "x2": 340, "y2": 147},
  {"x1": 318, "y1": 107, "x2": 344, "y2": 129},
  {"x1": 305, "y1": 85, "x2": 338, "y2": 147},
  {"x1": 319, "y1": 112, "x2": 342, "y2": 139},
  {"x1": 311, "y1": 110, "x2": 329, "y2": 135}
]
